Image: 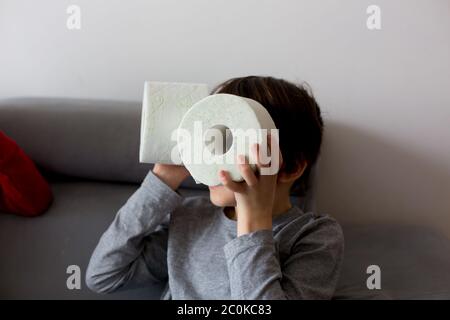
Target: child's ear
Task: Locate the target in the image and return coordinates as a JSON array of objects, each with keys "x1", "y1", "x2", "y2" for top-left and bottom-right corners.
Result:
[{"x1": 278, "y1": 160, "x2": 307, "y2": 183}]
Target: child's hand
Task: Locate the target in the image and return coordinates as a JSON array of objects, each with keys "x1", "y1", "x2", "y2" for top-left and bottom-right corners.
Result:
[
  {"x1": 219, "y1": 136, "x2": 283, "y2": 236},
  {"x1": 153, "y1": 164, "x2": 190, "y2": 191}
]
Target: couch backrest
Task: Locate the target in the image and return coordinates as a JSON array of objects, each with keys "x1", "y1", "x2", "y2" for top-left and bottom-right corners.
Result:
[
  {"x1": 0, "y1": 97, "x2": 155, "y2": 183},
  {"x1": 0, "y1": 97, "x2": 317, "y2": 211}
]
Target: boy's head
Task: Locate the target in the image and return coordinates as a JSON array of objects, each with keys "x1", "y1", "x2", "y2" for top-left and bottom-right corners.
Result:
[{"x1": 208, "y1": 76, "x2": 324, "y2": 208}]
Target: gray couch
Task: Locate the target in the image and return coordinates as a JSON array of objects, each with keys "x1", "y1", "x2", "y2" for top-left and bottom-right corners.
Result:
[{"x1": 1, "y1": 98, "x2": 450, "y2": 299}]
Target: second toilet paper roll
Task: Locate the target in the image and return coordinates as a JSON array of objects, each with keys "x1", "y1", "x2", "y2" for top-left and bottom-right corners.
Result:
[
  {"x1": 139, "y1": 81, "x2": 210, "y2": 164},
  {"x1": 177, "y1": 94, "x2": 277, "y2": 186}
]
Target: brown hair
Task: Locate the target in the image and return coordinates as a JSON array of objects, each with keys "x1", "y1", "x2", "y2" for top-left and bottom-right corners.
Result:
[{"x1": 212, "y1": 76, "x2": 324, "y2": 197}]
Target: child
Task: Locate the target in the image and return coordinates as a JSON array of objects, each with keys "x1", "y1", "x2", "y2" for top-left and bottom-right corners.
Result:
[{"x1": 86, "y1": 76, "x2": 344, "y2": 299}]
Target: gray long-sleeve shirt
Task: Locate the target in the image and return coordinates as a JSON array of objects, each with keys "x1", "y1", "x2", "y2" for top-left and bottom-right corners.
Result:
[{"x1": 86, "y1": 171, "x2": 344, "y2": 299}]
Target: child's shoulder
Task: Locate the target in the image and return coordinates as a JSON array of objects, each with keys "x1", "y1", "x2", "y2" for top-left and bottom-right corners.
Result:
[
  {"x1": 301, "y1": 211, "x2": 343, "y2": 240},
  {"x1": 276, "y1": 208, "x2": 344, "y2": 250},
  {"x1": 301, "y1": 211, "x2": 343, "y2": 235},
  {"x1": 276, "y1": 207, "x2": 341, "y2": 231}
]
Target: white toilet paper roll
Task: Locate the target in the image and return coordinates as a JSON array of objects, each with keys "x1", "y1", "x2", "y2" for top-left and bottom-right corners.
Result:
[
  {"x1": 177, "y1": 94, "x2": 277, "y2": 186},
  {"x1": 139, "y1": 81, "x2": 210, "y2": 164}
]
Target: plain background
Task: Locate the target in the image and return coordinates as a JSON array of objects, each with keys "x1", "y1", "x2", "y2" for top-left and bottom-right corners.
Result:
[{"x1": 0, "y1": 0, "x2": 449, "y2": 237}]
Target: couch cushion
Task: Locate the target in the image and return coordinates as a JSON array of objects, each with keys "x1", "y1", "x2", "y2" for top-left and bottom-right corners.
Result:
[
  {"x1": 0, "y1": 180, "x2": 163, "y2": 299},
  {"x1": 335, "y1": 224, "x2": 450, "y2": 299},
  {"x1": 1, "y1": 179, "x2": 450, "y2": 299}
]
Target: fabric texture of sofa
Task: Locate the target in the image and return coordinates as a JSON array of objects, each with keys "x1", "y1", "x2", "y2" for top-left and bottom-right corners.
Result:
[{"x1": 1, "y1": 97, "x2": 449, "y2": 299}]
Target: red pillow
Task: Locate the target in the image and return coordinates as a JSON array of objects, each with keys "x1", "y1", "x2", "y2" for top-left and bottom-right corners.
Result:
[{"x1": 0, "y1": 131, "x2": 53, "y2": 216}]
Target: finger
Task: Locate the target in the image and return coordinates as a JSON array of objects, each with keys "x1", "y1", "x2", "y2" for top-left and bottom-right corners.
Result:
[
  {"x1": 258, "y1": 134, "x2": 281, "y2": 180},
  {"x1": 219, "y1": 170, "x2": 245, "y2": 193},
  {"x1": 267, "y1": 133, "x2": 283, "y2": 173},
  {"x1": 252, "y1": 143, "x2": 271, "y2": 169},
  {"x1": 237, "y1": 155, "x2": 258, "y2": 187}
]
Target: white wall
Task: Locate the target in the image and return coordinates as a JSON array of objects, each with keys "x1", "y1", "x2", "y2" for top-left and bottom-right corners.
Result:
[{"x1": 1, "y1": 0, "x2": 449, "y2": 236}]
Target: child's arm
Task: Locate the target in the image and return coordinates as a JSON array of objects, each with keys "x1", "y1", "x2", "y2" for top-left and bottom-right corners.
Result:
[
  {"x1": 223, "y1": 218, "x2": 344, "y2": 299},
  {"x1": 219, "y1": 140, "x2": 344, "y2": 299},
  {"x1": 85, "y1": 166, "x2": 187, "y2": 294}
]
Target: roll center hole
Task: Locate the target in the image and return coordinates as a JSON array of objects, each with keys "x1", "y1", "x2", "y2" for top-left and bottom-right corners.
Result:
[{"x1": 204, "y1": 125, "x2": 233, "y2": 156}]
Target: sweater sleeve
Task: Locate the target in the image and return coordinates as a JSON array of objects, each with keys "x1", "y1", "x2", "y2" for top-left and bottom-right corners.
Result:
[
  {"x1": 223, "y1": 217, "x2": 344, "y2": 300},
  {"x1": 85, "y1": 171, "x2": 182, "y2": 294}
]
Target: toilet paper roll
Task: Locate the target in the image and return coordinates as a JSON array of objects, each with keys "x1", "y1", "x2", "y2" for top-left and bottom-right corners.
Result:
[
  {"x1": 177, "y1": 94, "x2": 277, "y2": 186},
  {"x1": 139, "y1": 81, "x2": 210, "y2": 164}
]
